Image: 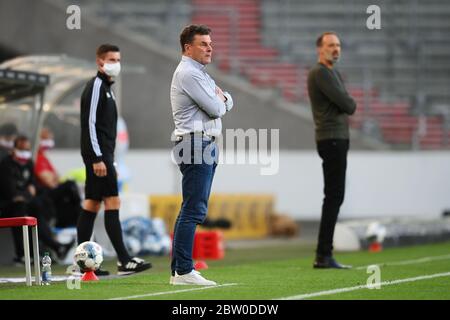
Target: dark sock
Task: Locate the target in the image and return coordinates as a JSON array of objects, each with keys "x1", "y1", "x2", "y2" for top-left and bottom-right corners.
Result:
[
  {"x1": 104, "y1": 210, "x2": 131, "y2": 265},
  {"x1": 77, "y1": 209, "x2": 97, "y2": 244}
]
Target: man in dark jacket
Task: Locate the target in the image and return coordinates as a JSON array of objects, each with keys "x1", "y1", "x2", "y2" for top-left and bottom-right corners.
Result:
[
  {"x1": 307, "y1": 32, "x2": 356, "y2": 269},
  {"x1": 78, "y1": 44, "x2": 151, "y2": 275},
  {"x1": 0, "y1": 136, "x2": 72, "y2": 264},
  {"x1": 35, "y1": 127, "x2": 81, "y2": 228},
  {"x1": 0, "y1": 123, "x2": 18, "y2": 161}
]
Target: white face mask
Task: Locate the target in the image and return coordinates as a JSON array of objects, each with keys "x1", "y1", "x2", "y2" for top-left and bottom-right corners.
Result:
[
  {"x1": 14, "y1": 149, "x2": 32, "y2": 161},
  {"x1": 103, "y1": 62, "x2": 121, "y2": 77},
  {"x1": 40, "y1": 139, "x2": 55, "y2": 150},
  {"x1": 0, "y1": 139, "x2": 14, "y2": 149}
]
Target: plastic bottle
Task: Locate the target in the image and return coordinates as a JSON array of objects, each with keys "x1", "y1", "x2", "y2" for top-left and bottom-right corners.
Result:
[{"x1": 41, "y1": 252, "x2": 52, "y2": 285}]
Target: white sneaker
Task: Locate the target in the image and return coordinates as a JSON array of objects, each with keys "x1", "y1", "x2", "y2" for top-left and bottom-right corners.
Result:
[
  {"x1": 171, "y1": 270, "x2": 217, "y2": 286},
  {"x1": 169, "y1": 270, "x2": 201, "y2": 284}
]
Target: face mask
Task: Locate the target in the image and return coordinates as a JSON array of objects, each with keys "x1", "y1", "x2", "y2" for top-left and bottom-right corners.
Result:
[
  {"x1": 0, "y1": 139, "x2": 14, "y2": 149},
  {"x1": 14, "y1": 149, "x2": 32, "y2": 164},
  {"x1": 103, "y1": 62, "x2": 121, "y2": 77},
  {"x1": 40, "y1": 139, "x2": 55, "y2": 150}
]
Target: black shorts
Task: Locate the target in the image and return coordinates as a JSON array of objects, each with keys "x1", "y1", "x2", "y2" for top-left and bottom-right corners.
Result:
[{"x1": 84, "y1": 159, "x2": 118, "y2": 201}]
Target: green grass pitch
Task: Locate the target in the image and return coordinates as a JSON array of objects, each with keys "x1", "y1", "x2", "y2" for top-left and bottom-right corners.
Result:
[{"x1": 0, "y1": 241, "x2": 449, "y2": 300}]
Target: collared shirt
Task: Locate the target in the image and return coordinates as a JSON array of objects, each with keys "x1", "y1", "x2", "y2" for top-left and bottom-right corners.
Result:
[{"x1": 170, "y1": 56, "x2": 233, "y2": 139}]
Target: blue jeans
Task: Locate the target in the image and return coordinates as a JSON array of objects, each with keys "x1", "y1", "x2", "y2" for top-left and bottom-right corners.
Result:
[{"x1": 171, "y1": 137, "x2": 218, "y2": 275}]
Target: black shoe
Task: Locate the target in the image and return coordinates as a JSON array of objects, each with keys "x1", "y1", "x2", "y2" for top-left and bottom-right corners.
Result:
[
  {"x1": 313, "y1": 256, "x2": 352, "y2": 269},
  {"x1": 117, "y1": 257, "x2": 152, "y2": 275},
  {"x1": 94, "y1": 268, "x2": 110, "y2": 276}
]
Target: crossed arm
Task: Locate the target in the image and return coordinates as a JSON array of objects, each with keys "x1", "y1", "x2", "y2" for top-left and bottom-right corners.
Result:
[
  {"x1": 181, "y1": 72, "x2": 234, "y2": 119},
  {"x1": 316, "y1": 68, "x2": 356, "y2": 115}
]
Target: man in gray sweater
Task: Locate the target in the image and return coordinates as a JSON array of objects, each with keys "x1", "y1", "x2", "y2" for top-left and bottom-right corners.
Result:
[{"x1": 307, "y1": 32, "x2": 356, "y2": 269}]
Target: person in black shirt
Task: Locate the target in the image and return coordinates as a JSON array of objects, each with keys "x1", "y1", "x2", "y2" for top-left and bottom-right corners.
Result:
[
  {"x1": 35, "y1": 127, "x2": 80, "y2": 228},
  {"x1": 0, "y1": 136, "x2": 72, "y2": 264},
  {"x1": 0, "y1": 123, "x2": 18, "y2": 161},
  {"x1": 78, "y1": 44, "x2": 151, "y2": 275},
  {"x1": 307, "y1": 32, "x2": 355, "y2": 269}
]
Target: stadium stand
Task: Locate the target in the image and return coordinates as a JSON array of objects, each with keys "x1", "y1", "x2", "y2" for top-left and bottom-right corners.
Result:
[
  {"x1": 191, "y1": 0, "x2": 304, "y2": 103},
  {"x1": 63, "y1": 0, "x2": 192, "y2": 50},
  {"x1": 189, "y1": 0, "x2": 450, "y2": 149},
  {"x1": 2, "y1": 0, "x2": 448, "y2": 149},
  {"x1": 2, "y1": 0, "x2": 333, "y2": 150}
]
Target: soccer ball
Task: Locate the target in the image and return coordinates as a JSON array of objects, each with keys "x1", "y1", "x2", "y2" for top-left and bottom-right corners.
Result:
[{"x1": 74, "y1": 241, "x2": 103, "y2": 272}]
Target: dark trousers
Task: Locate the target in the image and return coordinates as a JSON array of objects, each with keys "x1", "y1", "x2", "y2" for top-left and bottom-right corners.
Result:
[
  {"x1": 171, "y1": 137, "x2": 218, "y2": 275},
  {"x1": 316, "y1": 139, "x2": 349, "y2": 257},
  {"x1": 38, "y1": 180, "x2": 81, "y2": 228}
]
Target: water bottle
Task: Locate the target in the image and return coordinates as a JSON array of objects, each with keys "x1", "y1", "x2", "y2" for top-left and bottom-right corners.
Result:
[{"x1": 41, "y1": 252, "x2": 52, "y2": 285}]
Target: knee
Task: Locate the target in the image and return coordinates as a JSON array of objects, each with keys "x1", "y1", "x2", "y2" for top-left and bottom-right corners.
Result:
[
  {"x1": 84, "y1": 200, "x2": 101, "y2": 213},
  {"x1": 195, "y1": 203, "x2": 209, "y2": 224},
  {"x1": 179, "y1": 205, "x2": 207, "y2": 225},
  {"x1": 193, "y1": 213, "x2": 207, "y2": 225},
  {"x1": 104, "y1": 197, "x2": 120, "y2": 210},
  {"x1": 196, "y1": 211, "x2": 208, "y2": 224}
]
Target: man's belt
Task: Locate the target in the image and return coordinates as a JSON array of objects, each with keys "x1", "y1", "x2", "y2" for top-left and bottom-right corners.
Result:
[{"x1": 175, "y1": 131, "x2": 216, "y2": 142}]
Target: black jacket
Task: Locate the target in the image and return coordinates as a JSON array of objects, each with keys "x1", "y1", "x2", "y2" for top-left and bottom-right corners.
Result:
[
  {"x1": 307, "y1": 63, "x2": 356, "y2": 142},
  {"x1": 80, "y1": 71, "x2": 118, "y2": 163},
  {"x1": 0, "y1": 155, "x2": 35, "y2": 206}
]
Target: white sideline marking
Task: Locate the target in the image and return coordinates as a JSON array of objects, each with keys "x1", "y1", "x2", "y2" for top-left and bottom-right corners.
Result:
[
  {"x1": 355, "y1": 254, "x2": 450, "y2": 270},
  {"x1": 109, "y1": 283, "x2": 238, "y2": 300},
  {"x1": 0, "y1": 276, "x2": 69, "y2": 284},
  {"x1": 276, "y1": 272, "x2": 450, "y2": 300}
]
